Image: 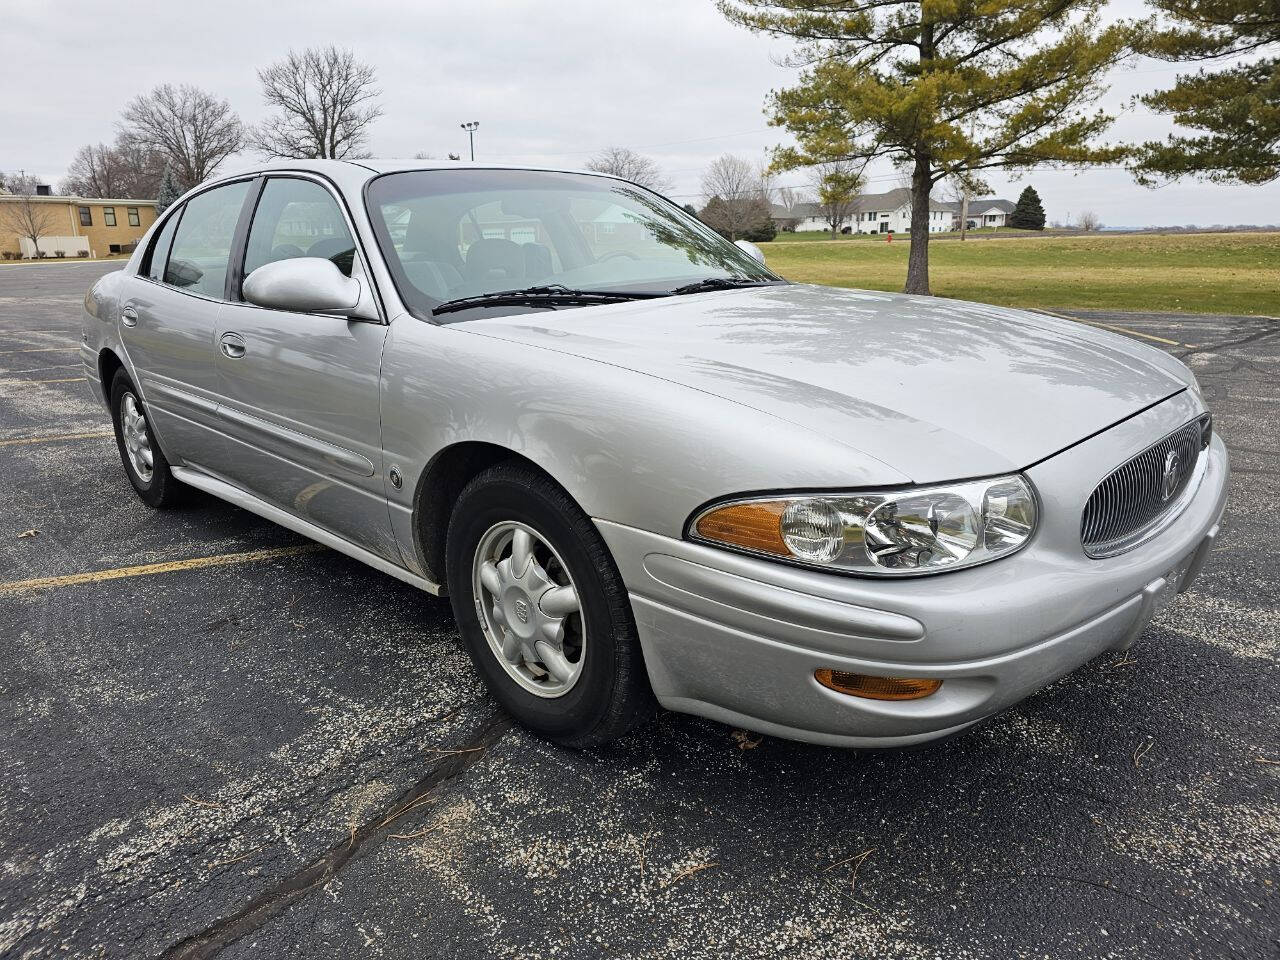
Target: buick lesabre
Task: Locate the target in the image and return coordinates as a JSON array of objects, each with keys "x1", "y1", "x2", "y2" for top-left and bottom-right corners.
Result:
[{"x1": 82, "y1": 161, "x2": 1229, "y2": 747}]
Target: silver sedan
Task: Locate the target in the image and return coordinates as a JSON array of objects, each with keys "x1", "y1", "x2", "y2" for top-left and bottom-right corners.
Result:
[{"x1": 82, "y1": 160, "x2": 1228, "y2": 748}]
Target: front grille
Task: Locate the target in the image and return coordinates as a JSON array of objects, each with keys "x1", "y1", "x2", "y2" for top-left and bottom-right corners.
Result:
[{"x1": 1081, "y1": 415, "x2": 1210, "y2": 557}]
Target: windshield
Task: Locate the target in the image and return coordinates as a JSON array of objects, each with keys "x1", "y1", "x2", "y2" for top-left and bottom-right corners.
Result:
[{"x1": 364, "y1": 168, "x2": 782, "y2": 321}]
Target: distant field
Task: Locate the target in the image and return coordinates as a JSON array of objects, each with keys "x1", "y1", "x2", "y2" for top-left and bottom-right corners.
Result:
[{"x1": 759, "y1": 231, "x2": 1280, "y2": 315}]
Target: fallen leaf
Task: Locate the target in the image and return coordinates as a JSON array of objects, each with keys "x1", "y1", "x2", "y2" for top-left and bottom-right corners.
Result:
[
  {"x1": 731, "y1": 729, "x2": 763, "y2": 750},
  {"x1": 17, "y1": 530, "x2": 38, "y2": 539}
]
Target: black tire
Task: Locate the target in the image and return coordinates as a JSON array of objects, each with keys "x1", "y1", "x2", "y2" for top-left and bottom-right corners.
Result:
[
  {"x1": 445, "y1": 461, "x2": 654, "y2": 748},
  {"x1": 109, "y1": 368, "x2": 187, "y2": 509}
]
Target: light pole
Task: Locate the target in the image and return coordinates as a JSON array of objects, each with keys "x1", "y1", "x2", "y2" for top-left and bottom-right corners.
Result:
[{"x1": 460, "y1": 121, "x2": 479, "y2": 161}]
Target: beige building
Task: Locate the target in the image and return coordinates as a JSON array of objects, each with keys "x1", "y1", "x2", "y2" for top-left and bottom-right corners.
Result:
[{"x1": 0, "y1": 195, "x2": 158, "y2": 259}]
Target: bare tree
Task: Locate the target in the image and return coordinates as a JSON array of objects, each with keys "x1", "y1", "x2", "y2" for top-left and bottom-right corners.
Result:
[
  {"x1": 61, "y1": 137, "x2": 165, "y2": 198},
  {"x1": 699, "y1": 154, "x2": 772, "y2": 240},
  {"x1": 110, "y1": 137, "x2": 167, "y2": 197},
  {"x1": 249, "y1": 46, "x2": 383, "y2": 160},
  {"x1": 942, "y1": 171, "x2": 991, "y2": 240},
  {"x1": 585, "y1": 146, "x2": 673, "y2": 192},
  {"x1": 1077, "y1": 210, "x2": 1103, "y2": 231},
  {"x1": 808, "y1": 161, "x2": 862, "y2": 237},
  {"x1": 757, "y1": 162, "x2": 778, "y2": 203},
  {"x1": 0, "y1": 174, "x2": 59, "y2": 258},
  {"x1": 775, "y1": 185, "x2": 805, "y2": 230},
  {"x1": 60, "y1": 144, "x2": 117, "y2": 196},
  {"x1": 120, "y1": 84, "x2": 244, "y2": 191}
]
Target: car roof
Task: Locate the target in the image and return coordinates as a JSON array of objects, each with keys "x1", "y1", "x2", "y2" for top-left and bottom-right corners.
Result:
[{"x1": 215, "y1": 157, "x2": 616, "y2": 182}]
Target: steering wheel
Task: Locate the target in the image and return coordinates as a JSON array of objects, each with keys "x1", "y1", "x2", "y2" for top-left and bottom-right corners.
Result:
[{"x1": 597, "y1": 250, "x2": 640, "y2": 263}]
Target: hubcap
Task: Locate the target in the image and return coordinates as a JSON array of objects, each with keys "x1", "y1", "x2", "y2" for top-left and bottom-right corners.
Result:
[
  {"x1": 120, "y1": 392, "x2": 154, "y2": 483},
  {"x1": 472, "y1": 521, "x2": 585, "y2": 698}
]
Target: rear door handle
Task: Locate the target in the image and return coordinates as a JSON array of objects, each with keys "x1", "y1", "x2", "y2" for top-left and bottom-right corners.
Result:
[
  {"x1": 121, "y1": 305, "x2": 138, "y2": 327},
  {"x1": 219, "y1": 332, "x2": 247, "y2": 359}
]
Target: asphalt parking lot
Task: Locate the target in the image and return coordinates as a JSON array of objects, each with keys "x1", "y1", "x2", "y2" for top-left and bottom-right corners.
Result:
[{"x1": 1, "y1": 261, "x2": 1276, "y2": 960}]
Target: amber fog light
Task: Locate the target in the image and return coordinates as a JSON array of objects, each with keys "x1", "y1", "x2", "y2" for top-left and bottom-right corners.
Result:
[{"x1": 814, "y1": 669, "x2": 942, "y2": 701}]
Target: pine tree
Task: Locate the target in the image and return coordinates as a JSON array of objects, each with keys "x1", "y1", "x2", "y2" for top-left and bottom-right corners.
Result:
[
  {"x1": 1009, "y1": 186, "x2": 1047, "y2": 230},
  {"x1": 718, "y1": 0, "x2": 1135, "y2": 294},
  {"x1": 1133, "y1": 0, "x2": 1279, "y2": 185},
  {"x1": 154, "y1": 163, "x2": 180, "y2": 214}
]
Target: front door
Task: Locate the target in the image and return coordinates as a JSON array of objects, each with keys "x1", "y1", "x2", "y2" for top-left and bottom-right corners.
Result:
[
  {"x1": 119, "y1": 179, "x2": 253, "y2": 462},
  {"x1": 208, "y1": 176, "x2": 397, "y2": 561}
]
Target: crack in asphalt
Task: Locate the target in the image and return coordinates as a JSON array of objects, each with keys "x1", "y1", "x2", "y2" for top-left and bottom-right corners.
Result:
[
  {"x1": 1174, "y1": 321, "x2": 1280, "y2": 361},
  {"x1": 155, "y1": 710, "x2": 512, "y2": 960}
]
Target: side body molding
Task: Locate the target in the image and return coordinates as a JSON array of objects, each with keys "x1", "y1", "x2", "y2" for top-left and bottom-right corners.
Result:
[
  {"x1": 214, "y1": 403, "x2": 377, "y2": 478},
  {"x1": 142, "y1": 380, "x2": 376, "y2": 479}
]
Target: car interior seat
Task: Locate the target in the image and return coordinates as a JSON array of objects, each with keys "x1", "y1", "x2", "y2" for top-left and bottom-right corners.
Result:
[
  {"x1": 522, "y1": 242, "x2": 554, "y2": 282},
  {"x1": 465, "y1": 238, "x2": 526, "y2": 287},
  {"x1": 306, "y1": 236, "x2": 356, "y2": 274},
  {"x1": 397, "y1": 209, "x2": 466, "y2": 300}
]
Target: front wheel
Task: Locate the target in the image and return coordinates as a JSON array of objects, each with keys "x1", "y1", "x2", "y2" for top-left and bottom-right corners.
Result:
[{"x1": 445, "y1": 462, "x2": 653, "y2": 747}]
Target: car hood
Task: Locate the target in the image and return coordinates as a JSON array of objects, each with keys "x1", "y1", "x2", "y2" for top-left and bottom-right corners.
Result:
[{"x1": 462, "y1": 284, "x2": 1188, "y2": 482}]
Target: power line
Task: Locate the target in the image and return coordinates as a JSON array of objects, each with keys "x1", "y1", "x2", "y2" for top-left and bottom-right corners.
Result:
[{"x1": 486, "y1": 127, "x2": 773, "y2": 161}]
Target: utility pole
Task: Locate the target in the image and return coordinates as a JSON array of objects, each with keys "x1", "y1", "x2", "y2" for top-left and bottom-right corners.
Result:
[
  {"x1": 460, "y1": 121, "x2": 479, "y2": 162},
  {"x1": 958, "y1": 120, "x2": 975, "y2": 241}
]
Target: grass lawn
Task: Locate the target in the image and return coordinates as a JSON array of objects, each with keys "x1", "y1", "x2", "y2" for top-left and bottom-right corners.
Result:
[{"x1": 758, "y1": 231, "x2": 1280, "y2": 315}]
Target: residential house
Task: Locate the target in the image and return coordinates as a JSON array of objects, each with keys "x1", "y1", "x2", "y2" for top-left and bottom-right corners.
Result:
[
  {"x1": 946, "y1": 197, "x2": 1016, "y2": 230},
  {"x1": 772, "y1": 187, "x2": 955, "y2": 235},
  {"x1": 0, "y1": 193, "x2": 158, "y2": 259}
]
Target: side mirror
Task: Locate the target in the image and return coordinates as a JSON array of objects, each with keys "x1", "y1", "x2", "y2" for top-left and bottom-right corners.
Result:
[
  {"x1": 243, "y1": 257, "x2": 361, "y2": 315},
  {"x1": 734, "y1": 239, "x2": 766, "y2": 265}
]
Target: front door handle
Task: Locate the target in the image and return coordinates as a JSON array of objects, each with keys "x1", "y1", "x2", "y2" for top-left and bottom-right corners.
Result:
[
  {"x1": 219, "y1": 332, "x2": 247, "y2": 359},
  {"x1": 121, "y1": 305, "x2": 138, "y2": 327}
]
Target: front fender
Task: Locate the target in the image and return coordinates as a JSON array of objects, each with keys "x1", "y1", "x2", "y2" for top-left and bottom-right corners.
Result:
[{"x1": 379, "y1": 317, "x2": 908, "y2": 577}]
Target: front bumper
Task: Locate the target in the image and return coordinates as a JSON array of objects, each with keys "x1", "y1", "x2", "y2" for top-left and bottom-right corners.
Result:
[{"x1": 597, "y1": 395, "x2": 1230, "y2": 748}]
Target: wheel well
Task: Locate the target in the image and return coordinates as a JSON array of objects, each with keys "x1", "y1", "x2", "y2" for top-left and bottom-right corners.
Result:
[
  {"x1": 413, "y1": 441, "x2": 551, "y2": 583},
  {"x1": 97, "y1": 349, "x2": 124, "y2": 403}
]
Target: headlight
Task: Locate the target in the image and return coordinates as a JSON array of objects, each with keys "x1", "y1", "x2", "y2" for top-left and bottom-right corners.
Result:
[{"x1": 689, "y1": 475, "x2": 1038, "y2": 576}]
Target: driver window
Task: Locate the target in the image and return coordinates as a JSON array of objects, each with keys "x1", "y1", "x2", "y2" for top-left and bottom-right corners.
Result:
[{"x1": 242, "y1": 178, "x2": 357, "y2": 282}]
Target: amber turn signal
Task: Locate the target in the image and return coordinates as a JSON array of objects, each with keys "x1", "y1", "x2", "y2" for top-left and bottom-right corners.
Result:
[
  {"x1": 694, "y1": 501, "x2": 791, "y2": 556},
  {"x1": 814, "y1": 669, "x2": 942, "y2": 701}
]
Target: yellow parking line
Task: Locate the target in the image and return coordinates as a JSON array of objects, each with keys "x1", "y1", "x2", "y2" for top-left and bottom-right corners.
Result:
[
  {"x1": 0, "y1": 346, "x2": 78, "y2": 354},
  {"x1": 2, "y1": 364, "x2": 81, "y2": 374},
  {"x1": 1035, "y1": 309, "x2": 1187, "y2": 347},
  {"x1": 0, "y1": 376, "x2": 87, "y2": 384},
  {"x1": 1076, "y1": 320, "x2": 1185, "y2": 347},
  {"x1": 0, "y1": 430, "x2": 112, "y2": 447},
  {"x1": 0, "y1": 544, "x2": 327, "y2": 595}
]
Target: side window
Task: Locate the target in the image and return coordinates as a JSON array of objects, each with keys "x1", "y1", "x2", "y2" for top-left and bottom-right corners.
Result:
[
  {"x1": 242, "y1": 178, "x2": 356, "y2": 281},
  {"x1": 145, "y1": 211, "x2": 182, "y2": 282},
  {"x1": 163, "y1": 180, "x2": 251, "y2": 298}
]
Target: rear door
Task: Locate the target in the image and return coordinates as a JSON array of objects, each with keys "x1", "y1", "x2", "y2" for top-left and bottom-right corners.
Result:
[
  {"x1": 119, "y1": 179, "x2": 254, "y2": 462},
  {"x1": 209, "y1": 175, "x2": 397, "y2": 561}
]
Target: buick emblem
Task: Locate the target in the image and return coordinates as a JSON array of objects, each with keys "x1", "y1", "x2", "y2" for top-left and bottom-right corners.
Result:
[
  {"x1": 1161, "y1": 450, "x2": 1181, "y2": 501},
  {"x1": 514, "y1": 599, "x2": 530, "y2": 624}
]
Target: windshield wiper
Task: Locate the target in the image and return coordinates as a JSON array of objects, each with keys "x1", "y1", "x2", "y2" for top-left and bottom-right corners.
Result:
[
  {"x1": 670, "y1": 277, "x2": 778, "y2": 296},
  {"x1": 432, "y1": 284, "x2": 660, "y2": 317}
]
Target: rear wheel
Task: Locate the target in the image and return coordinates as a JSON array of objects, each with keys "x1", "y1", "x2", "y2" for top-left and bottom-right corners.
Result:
[
  {"x1": 109, "y1": 369, "x2": 186, "y2": 508},
  {"x1": 445, "y1": 462, "x2": 653, "y2": 747}
]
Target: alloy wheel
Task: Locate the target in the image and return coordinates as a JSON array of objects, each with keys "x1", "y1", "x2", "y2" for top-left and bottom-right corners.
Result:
[
  {"x1": 120, "y1": 392, "x2": 154, "y2": 484},
  {"x1": 471, "y1": 520, "x2": 585, "y2": 698}
]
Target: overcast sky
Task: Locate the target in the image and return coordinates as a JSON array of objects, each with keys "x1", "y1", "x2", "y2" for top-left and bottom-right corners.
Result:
[{"x1": 5, "y1": 0, "x2": 1276, "y2": 227}]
